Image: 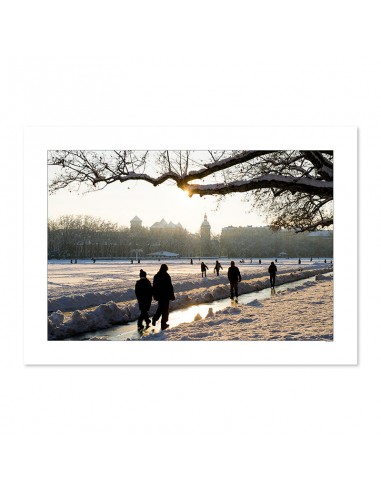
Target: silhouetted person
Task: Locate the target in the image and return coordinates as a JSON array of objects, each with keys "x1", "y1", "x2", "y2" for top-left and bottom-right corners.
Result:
[
  {"x1": 70, "y1": 259, "x2": 73, "y2": 264},
  {"x1": 259, "y1": 259, "x2": 261, "y2": 264},
  {"x1": 152, "y1": 264, "x2": 175, "y2": 330},
  {"x1": 298, "y1": 258, "x2": 301, "y2": 265},
  {"x1": 268, "y1": 261, "x2": 277, "y2": 288},
  {"x1": 310, "y1": 257, "x2": 312, "y2": 262},
  {"x1": 201, "y1": 261, "x2": 208, "y2": 277},
  {"x1": 135, "y1": 269, "x2": 153, "y2": 332},
  {"x1": 324, "y1": 259, "x2": 327, "y2": 263},
  {"x1": 190, "y1": 258, "x2": 193, "y2": 265},
  {"x1": 138, "y1": 259, "x2": 140, "y2": 264},
  {"x1": 275, "y1": 258, "x2": 278, "y2": 263},
  {"x1": 228, "y1": 261, "x2": 242, "y2": 300},
  {"x1": 214, "y1": 260, "x2": 223, "y2": 276}
]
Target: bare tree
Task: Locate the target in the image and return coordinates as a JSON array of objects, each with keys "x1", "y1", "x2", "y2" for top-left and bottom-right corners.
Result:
[{"x1": 48, "y1": 150, "x2": 333, "y2": 231}]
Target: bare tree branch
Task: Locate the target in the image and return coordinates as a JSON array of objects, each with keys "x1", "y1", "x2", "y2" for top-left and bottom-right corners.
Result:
[{"x1": 48, "y1": 149, "x2": 334, "y2": 231}]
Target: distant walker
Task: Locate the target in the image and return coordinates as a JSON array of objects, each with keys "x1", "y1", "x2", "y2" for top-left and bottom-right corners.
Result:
[
  {"x1": 227, "y1": 261, "x2": 242, "y2": 301},
  {"x1": 135, "y1": 269, "x2": 153, "y2": 332},
  {"x1": 214, "y1": 260, "x2": 223, "y2": 276},
  {"x1": 201, "y1": 261, "x2": 208, "y2": 278},
  {"x1": 268, "y1": 261, "x2": 277, "y2": 289}
]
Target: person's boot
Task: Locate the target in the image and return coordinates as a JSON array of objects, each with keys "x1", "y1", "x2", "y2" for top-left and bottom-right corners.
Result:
[{"x1": 161, "y1": 324, "x2": 169, "y2": 330}]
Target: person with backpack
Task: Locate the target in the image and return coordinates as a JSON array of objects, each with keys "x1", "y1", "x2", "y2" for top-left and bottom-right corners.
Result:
[
  {"x1": 135, "y1": 269, "x2": 153, "y2": 332},
  {"x1": 227, "y1": 261, "x2": 242, "y2": 301},
  {"x1": 152, "y1": 264, "x2": 175, "y2": 330},
  {"x1": 268, "y1": 261, "x2": 277, "y2": 289}
]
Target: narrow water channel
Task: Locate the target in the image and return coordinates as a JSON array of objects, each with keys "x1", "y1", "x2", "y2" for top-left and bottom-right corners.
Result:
[{"x1": 69, "y1": 275, "x2": 321, "y2": 341}]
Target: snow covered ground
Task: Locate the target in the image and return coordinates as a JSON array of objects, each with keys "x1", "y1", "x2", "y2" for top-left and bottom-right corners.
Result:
[
  {"x1": 142, "y1": 276, "x2": 333, "y2": 341},
  {"x1": 48, "y1": 258, "x2": 333, "y2": 341}
]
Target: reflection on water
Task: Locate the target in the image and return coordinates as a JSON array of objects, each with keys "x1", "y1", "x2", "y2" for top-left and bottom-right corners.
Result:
[{"x1": 69, "y1": 275, "x2": 319, "y2": 341}]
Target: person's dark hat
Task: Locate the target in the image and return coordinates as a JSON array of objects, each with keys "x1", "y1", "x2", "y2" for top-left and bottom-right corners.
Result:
[{"x1": 139, "y1": 269, "x2": 147, "y2": 277}]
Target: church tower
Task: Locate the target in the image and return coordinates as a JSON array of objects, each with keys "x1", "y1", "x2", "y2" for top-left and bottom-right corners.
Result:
[
  {"x1": 130, "y1": 216, "x2": 142, "y2": 231},
  {"x1": 200, "y1": 213, "x2": 211, "y2": 255}
]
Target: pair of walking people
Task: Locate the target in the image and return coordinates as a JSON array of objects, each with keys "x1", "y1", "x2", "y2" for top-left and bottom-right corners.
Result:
[
  {"x1": 135, "y1": 264, "x2": 175, "y2": 332},
  {"x1": 200, "y1": 260, "x2": 223, "y2": 277},
  {"x1": 228, "y1": 260, "x2": 277, "y2": 299}
]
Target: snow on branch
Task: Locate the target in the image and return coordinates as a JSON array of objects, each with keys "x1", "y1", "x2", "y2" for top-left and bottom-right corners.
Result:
[{"x1": 185, "y1": 174, "x2": 333, "y2": 198}]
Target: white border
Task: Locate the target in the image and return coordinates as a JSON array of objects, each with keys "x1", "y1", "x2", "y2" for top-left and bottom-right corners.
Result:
[{"x1": 23, "y1": 126, "x2": 357, "y2": 365}]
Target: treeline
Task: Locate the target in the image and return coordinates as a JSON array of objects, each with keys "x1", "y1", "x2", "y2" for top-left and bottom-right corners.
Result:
[
  {"x1": 48, "y1": 215, "x2": 204, "y2": 258},
  {"x1": 48, "y1": 215, "x2": 333, "y2": 259},
  {"x1": 220, "y1": 226, "x2": 333, "y2": 258}
]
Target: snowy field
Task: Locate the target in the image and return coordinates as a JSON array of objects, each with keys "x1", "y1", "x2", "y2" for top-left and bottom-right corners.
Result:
[{"x1": 48, "y1": 258, "x2": 333, "y2": 341}]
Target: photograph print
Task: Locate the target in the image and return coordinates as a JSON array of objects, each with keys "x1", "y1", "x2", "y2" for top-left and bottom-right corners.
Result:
[{"x1": 47, "y1": 150, "x2": 334, "y2": 342}]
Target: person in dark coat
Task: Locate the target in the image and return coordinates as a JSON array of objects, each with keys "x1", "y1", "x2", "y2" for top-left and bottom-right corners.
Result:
[
  {"x1": 135, "y1": 269, "x2": 153, "y2": 331},
  {"x1": 268, "y1": 261, "x2": 277, "y2": 288},
  {"x1": 214, "y1": 260, "x2": 223, "y2": 276},
  {"x1": 201, "y1": 261, "x2": 208, "y2": 277},
  {"x1": 227, "y1": 261, "x2": 242, "y2": 300},
  {"x1": 152, "y1": 264, "x2": 175, "y2": 330}
]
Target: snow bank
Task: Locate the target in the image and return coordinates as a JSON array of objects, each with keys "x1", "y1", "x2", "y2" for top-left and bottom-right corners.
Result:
[
  {"x1": 315, "y1": 273, "x2": 333, "y2": 281},
  {"x1": 48, "y1": 301, "x2": 133, "y2": 340},
  {"x1": 48, "y1": 289, "x2": 136, "y2": 313}
]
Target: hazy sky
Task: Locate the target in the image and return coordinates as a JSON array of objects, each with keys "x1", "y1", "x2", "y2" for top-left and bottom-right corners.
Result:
[{"x1": 48, "y1": 175, "x2": 267, "y2": 234}]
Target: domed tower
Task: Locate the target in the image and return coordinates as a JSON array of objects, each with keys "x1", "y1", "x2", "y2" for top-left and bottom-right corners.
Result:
[{"x1": 200, "y1": 213, "x2": 211, "y2": 255}]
